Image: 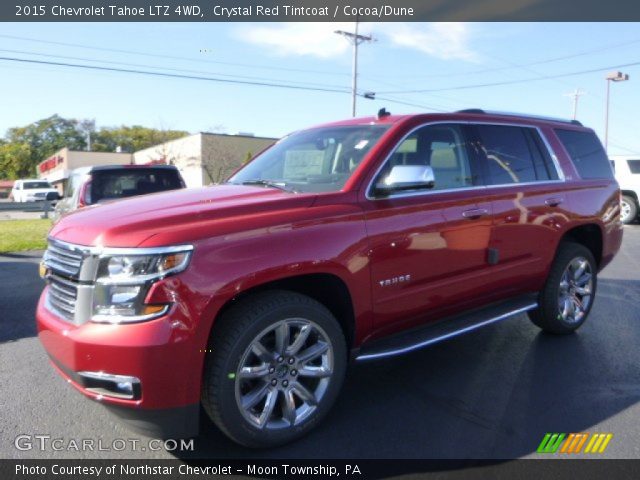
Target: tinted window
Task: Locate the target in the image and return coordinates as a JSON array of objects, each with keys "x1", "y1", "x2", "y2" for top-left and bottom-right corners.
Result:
[
  {"x1": 627, "y1": 160, "x2": 640, "y2": 174},
  {"x1": 373, "y1": 124, "x2": 478, "y2": 193},
  {"x1": 555, "y1": 129, "x2": 613, "y2": 179},
  {"x1": 89, "y1": 169, "x2": 183, "y2": 204},
  {"x1": 524, "y1": 129, "x2": 559, "y2": 181},
  {"x1": 476, "y1": 125, "x2": 542, "y2": 184},
  {"x1": 23, "y1": 181, "x2": 52, "y2": 189}
]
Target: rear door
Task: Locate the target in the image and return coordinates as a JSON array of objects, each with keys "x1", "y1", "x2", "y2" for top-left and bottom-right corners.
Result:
[
  {"x1": 471, "y1": 123, "x2": 569, "y2": 296},
  {"x1": 363, "y1": 123, "x2": 495, "y2": 335}
]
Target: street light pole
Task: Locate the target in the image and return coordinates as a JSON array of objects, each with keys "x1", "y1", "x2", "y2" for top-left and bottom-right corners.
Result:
[
  {"x1": 604, "y1": 71, "x2": 629, "y2": 152},
  {"x1": 335, "y1": 21, "x2": 373, "y2": 117}
]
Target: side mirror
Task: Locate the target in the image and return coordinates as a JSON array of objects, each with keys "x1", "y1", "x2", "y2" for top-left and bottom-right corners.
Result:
[
  {"x1": 375, "y1": 165, "x2": 435, "y2": 195},
  {"x1": 45, "y1": 191, "x2": 60, "y2": 201}
]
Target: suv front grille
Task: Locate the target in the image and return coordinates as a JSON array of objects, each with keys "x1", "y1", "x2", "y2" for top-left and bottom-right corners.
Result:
[
  {"x1": 43, "y1": 240, "x2": 84, "y2": 278},
  {"x1": 46, "y1": 275, "x2": 78, "y2": 321}
]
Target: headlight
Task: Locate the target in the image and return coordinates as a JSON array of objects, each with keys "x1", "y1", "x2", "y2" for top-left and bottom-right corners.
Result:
[{"x1": 91, "y1": 248, "x2": 192, "y2": 324}]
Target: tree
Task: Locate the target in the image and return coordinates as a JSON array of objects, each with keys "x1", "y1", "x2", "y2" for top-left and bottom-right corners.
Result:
[
  {"x1": 0, "y1": 116, "x2": 189, "y2": 179},
  {"x1": 201, "y1": 136, "x2": 249, "y2": 185},
  {"x1": 0, "y1": 143, "x2": 33, "y2": 179},
  {"x1": 1, "y1": 115, "x2": 86, "y2": 177},
  {"x1": 91, "y1": 126, "x2": 187, "y2": 153}
]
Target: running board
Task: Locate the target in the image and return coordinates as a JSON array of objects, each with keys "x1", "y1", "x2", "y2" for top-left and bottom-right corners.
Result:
[{"x1": 355, "y1": 295, "x2": 538, "y2": 362}]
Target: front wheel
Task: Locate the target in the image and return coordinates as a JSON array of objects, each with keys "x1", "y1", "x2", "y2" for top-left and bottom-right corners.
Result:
[
  {"x1": 529, "y1": 242, "x2": 597, "y2": 334},
  {"x1": 202, "y1": 291, "x2": 347, "y2": 448}
]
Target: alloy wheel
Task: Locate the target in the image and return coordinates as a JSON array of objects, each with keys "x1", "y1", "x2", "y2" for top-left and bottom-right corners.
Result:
[
  {"x1": 557, "y1": 256, "x2": 593, "y2": 324},
  {"x1": 234, "y1": 318, "x2": 334, "y2": 430}
]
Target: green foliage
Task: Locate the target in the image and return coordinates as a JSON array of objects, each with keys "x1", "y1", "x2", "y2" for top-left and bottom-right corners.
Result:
[
  {"x1": 91, "y1": 125, "x2": 188, "y2": 154},
  {"x1": 0, "y1": 142, "x2": 34, "y2": 179},
  {"x1": 0, "y1": 115, "x2": 188, "y2": 180}
]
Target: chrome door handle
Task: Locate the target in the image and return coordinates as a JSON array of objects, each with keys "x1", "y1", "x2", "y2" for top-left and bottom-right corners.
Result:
[
  {"x1": 462, "y1": 208, "x2": 489, "y2": 219},
  {"x1": 545, "y1": 197, "x2": 564, "y2": 207}
]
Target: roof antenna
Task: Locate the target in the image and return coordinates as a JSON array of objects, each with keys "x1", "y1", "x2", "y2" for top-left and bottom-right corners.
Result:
[{"x1": 377, "y1": 108, "x2": 391, "y2": 120}]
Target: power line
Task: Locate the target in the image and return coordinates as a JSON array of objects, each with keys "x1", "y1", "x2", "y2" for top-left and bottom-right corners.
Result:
[
  {"x1": 370, "y1": 37, "x2": 640, "y2": 82},
  {"x1": 0, "y1": 33, "x2": 350, "y2": 78},
  {"x1": 0, "y1": 48, "x2": 349, "y2": 91},
  {"x1": 378, "y1": 60, "x2": 640, "y2": 94},
  {"x1": 0, "y1": 53, "x2": 450, "y2": 115},
  {"x1": 0, "y1": 56, "x2": 352, "y2": 95}
]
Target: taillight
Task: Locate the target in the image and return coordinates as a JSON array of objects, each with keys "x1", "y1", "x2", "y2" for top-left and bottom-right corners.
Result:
[{"x1": 78, "y1": 180, "x2": 92, "y2": 208}]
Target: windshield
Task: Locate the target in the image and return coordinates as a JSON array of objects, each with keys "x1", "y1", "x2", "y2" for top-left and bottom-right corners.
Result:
[
  {"x1": 228, "y1": 125, "x2": 390, "y2": 193},
  {"x1": 23, "y1": 181, "x2": 52, "y2": 189}
]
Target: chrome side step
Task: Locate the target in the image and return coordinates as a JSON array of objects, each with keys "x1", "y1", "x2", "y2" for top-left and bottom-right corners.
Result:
[{"x1": 355, "y1": 295, "x2": 538, "y2": 362}]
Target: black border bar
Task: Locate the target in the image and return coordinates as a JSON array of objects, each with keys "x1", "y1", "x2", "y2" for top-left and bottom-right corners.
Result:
[
  {"x1": 3, "y1": 459, "x2": 640, "y2": 480},
  {"x1": 4, "y1": 0, "x2": 640, "y2": 22}
]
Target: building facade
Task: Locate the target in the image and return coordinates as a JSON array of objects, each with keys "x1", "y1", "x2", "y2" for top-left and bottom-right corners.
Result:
[
  {"x1": 38, "y1": 148, "x2": 133, "y2": 194},
  {"x1": 38, "y1": 133, "x2": 278, "y2": 192},
  {"x1": 133, "y1": 133, "x2": 277, "y2": 188}
]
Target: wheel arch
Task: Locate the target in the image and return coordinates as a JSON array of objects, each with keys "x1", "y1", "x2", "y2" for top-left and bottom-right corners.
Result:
[
  {"x1": 210, "y1": 273, "x2": 357, "y2": 350},
  {"x1": 621, "y1": 190, "x2": 638, "y2": 203},
  {"x1": 559, "y1": 223, "x2": 603, "y2": 268}
]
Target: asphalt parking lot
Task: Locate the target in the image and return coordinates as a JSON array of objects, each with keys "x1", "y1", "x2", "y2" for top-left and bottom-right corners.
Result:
[{"x1": 1, "y1": 226, "x2": 639, "y2": 460}]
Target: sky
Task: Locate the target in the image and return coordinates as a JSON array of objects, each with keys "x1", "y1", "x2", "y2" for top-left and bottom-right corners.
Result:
[{"x1": 0, "y1": 22, "x2": 638, "y2": 155}]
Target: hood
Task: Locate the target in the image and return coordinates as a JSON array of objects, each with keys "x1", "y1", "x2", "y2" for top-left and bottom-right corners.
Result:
[{"x1": 49, "y1": 185, "x2": 317, "y2": 247}]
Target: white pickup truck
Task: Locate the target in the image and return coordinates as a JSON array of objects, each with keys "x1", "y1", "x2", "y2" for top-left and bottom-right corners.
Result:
[
  {"x1": 611, "y1": 156, "x2": 640, "y2": 224},
  {"x1": 10, "y1": 179, "x2": 59, "y2": 203}
]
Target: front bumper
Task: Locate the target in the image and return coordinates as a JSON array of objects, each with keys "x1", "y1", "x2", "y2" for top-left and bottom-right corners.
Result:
[{"x1": 36, "y1": 289, "x2": 202, "y2": 438}]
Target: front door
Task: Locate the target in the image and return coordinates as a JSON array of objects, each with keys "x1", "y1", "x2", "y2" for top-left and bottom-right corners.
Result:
[{"x1": 362, "y1": 123, "x2": 494, "y2": 337}]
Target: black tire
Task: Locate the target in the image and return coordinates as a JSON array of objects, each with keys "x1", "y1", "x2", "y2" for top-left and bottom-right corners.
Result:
[
  {"x1": 201, "y1": 290, "x2": 347, "y2": 448},
  {"x1": 620, "y1": 195, "x2": 638, "y2": 224},
  {"x1": 529, "y1": 242, "x2": 597, "y2": 334}
]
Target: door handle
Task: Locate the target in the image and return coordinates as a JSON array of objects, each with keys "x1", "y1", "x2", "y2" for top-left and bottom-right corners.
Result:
[
  {"x1": 545, "y1": 197, "x2": 564, "y2": 207},
  {"x1": 462, "y1": 208, "x2": 489, "y2": 219}
]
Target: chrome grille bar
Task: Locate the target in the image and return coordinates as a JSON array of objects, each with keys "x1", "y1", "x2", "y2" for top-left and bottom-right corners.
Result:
[{"x1": 46, "y1": 274, "x2": 78, "y2": 321}]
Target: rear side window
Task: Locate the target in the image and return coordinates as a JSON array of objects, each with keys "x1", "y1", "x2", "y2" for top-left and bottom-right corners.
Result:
[
  {"x1": 555, "y1": 129, "x2": 613, "y2": 179},
  {"x1": 627, "y1": 160, "x2": 640, "y2": 174},
  {"x1": 475, "y1": 125, "x2": 554, "y2": 185},
  {"x1": 90, "y1": 169, "x2": 183, "y2": 204}
]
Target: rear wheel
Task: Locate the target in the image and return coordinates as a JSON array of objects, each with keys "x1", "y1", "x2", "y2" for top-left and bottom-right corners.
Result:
[
  {"x1": 620, "y1": 195, "x2": 637, "y2": 224},
  {"x1": 529, "y1": 242, "x2": 597, "y2": 334},
  {"x1": 202, "y1": 290, "x2": 347, "y2": 448}
]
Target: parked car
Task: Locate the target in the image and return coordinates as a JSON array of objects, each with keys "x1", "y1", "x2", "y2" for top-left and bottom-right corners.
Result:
[
  {"x1": 10, "y1": 179, "x2": 59, "y2": 203},
  {"x1": 610, "y1": 155, "x2": 640, "y2": 224},
  {"x1": 53, "y1": 164, "x2": 186, "y2": 221},
  {"x1": 37, "y1": 110, "x2": 622, "y2": 448}
]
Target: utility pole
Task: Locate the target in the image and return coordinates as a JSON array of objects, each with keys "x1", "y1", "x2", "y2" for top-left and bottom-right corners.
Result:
[
  {"x1": 335, "y1": 21, "x2": 374, "y2": 117},
  {"x1": 564, "y1": 88, "x2": 585, "y2": 120}
]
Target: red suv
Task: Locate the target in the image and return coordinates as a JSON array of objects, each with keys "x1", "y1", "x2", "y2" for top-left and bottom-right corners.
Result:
[{"x1": 37, "y1": 110, "x2": 622, "y2": 447}]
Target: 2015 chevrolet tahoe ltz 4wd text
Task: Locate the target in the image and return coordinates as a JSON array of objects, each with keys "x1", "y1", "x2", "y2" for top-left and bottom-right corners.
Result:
[{"x1": 37, "y1": 110, "x2": 623, "y2": 447}]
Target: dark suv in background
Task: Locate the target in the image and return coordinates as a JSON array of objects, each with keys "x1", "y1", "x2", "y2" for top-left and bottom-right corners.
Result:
[{"x1": 53, "y1": 164, "x2": 185, "y2": 221}]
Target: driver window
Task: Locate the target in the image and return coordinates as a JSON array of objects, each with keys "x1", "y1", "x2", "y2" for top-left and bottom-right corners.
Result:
[{"x1": 375, "y1": 124, "x2": 478, "y2": 193}]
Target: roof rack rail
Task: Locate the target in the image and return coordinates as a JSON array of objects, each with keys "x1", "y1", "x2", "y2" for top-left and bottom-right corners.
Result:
[{"x1": 455, "y1": 109, "x2": 583, "y2": 127}]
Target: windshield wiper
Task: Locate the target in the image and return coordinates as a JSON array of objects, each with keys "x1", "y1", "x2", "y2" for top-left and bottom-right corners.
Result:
[{"x1": 238, "y1": 180, "x2": 298, "y2": 193}]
